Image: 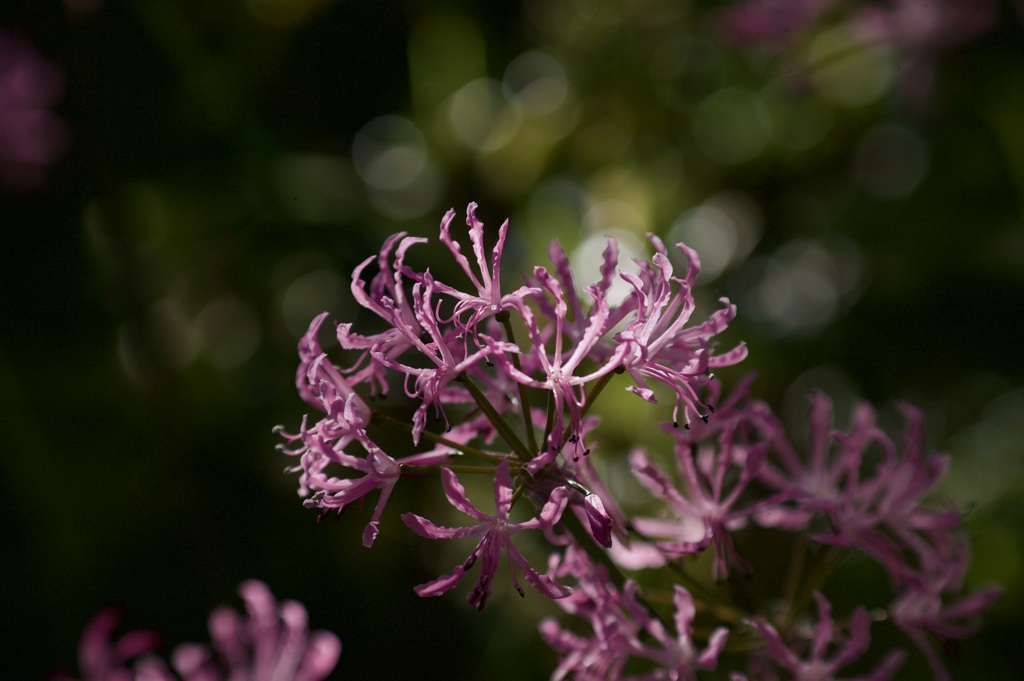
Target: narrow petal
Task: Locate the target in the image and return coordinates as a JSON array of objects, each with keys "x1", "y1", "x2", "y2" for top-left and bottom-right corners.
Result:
[
  {"x1": 439, "y1": 468, "x2": 491, "y2": 522},
  {"x1": 401, "y1": 512, "x2": 484, "y2": 540}
]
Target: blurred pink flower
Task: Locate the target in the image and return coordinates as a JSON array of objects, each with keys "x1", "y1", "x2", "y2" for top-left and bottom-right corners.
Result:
[
  {"x1": 172, "y1": 580, "x2": 340, "y2": 681},
  {"x1": 54, "y1": 580, "x2": 340, "y2": 681},
  {"x1": 746, "y1": 592, "x2": 906, "y2": 681},
  {"x1": 0, "y1": 28, "x2": 68, "y2": 191},
  {"x1": 717, "y1": 0, "x2": 1007, "y2": 102},
  {"x1": 50, "y1": 608, "x2": 162, "y2": 681}
]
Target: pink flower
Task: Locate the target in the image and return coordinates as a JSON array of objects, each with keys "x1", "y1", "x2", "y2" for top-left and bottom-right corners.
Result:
[
  {"x1": 50, "y1": 608, "x2": 162, "y2": 681},
  {"x1": 531, "y1": 237, "x2": 632, "y2": 366},
  {"x1": 747, "y1": 592, "x2": 905, "y2": 681},
  {"x1": 367, "y1": 271, "x2": 510, "y2": 443},
  {"x1": 489, "y1": 268, "x2": 627, "y2": 457},
  {"x1": 618, "y1": 237, "x2": 747, "y2": 429},
  {"x1": 335, "y1": 232, "x2": 424, "y2": 399},
  {"x1": 171, "y1": 580, "x2": 340, "y2": 681},
  {"x1": 426, "y1": 202, "x2": 539, "y2": 333},
  {"x1": 630, "y1": 424, "x2": 767, "y2": 581},
  {"x1": 630, "y1": 586, "x2": 729, "y2": 681},
  {"x1": 542, "y1": 547, "x2": 727, "y2": 680},
  {"x1": 294, "y1": 311, "x2": 371, "y2": 430},
  {"x1": 715, "y1": 0, "x2": 836, "y2": 46},
  {"x1": 890, "y1": 552, "x2": 1003, "y2": 681},
  {"x1": 757, "y1": 394, "x2": 962, "y2": 588},
  {"x1": 401, "y1": 459, "x2": 571, "y2": 610},
  {"x1": 288, "y1": 415, "x2": 448, "y2": 547},
  {"x1": 540, "y1": 548, "x2": 647, "y2": 680},
  {"x1": 53, "y1": 581, "x2": 340, "y2": 681},
  {"x1": 0, "y1": 28, "x2": 69, "y2": 191},
  {"x1": 715, "y1": 0, "x2": 1004, "y2": 102}
]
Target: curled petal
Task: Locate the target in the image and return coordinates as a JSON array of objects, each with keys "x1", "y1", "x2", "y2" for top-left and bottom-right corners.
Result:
[{"x1": 584, "y1": 493, "x2": 613, "y2": 548}]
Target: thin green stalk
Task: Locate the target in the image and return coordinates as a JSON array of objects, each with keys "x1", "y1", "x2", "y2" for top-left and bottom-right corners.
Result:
[
  {"x1": 456, "y1": 373, "x2": 533, "y2": 461},
  {"x1": 782, "y1": 545, "x2": 848, "y2": 631},
  {"x1": 542, "y1": 390, "x2": 556, "y2": 451},
  {"x1": 662, "y1": 560, "x2": 748, "y2": 625},
  {"x1": 509, "y1": 481, "x2": 526, "y2": 507},
  {"x1": 374, "y1": 412, "x2": 504, "y2": 463},
  {"x1": 780, "y1": 531, "x2": 809, "y2": 626},
  {"x1": 722, "y1": 632, "x2": 767, "y2": 654},
  {"x1": 563, "y1": 509, "x2": 627, "y2": 590},
  {"x1": 402, "y1": 463, "x2": 499, "y2": 476},
  {"x1": 497, "y1": 310, "x2": 538, "y2": 455}
]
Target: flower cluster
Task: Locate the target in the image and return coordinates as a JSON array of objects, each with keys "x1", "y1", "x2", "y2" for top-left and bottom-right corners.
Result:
[
  {"x1": 279, "y1": 204, "x2": 998, "y2": 679},
  {"x1": 277, "y1": 202, "x2": 745, "y2": 597},
  {"x1": 53, "y1": 580, "x2": 341, "y2": 681}
]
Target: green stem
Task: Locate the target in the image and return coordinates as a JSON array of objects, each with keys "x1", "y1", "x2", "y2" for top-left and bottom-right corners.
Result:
[
  {"x1": 402, "y1": 463, "x2": 499, "y2": 476},
  {"x1": 542, "y1": 390, "x2": 556, "y2": 451},
  {"x1": 722, "y1": 632, "x2": 767, "y2": 654},
  {"x1": 509, "y1": 481, "x2": 526, "y2": 507},
  {"x1": 662, "y1": 560, "x2": 748, "y2": 624},
  {"x1": 456, "y1": 373, "x2": 533, "y2": 461},
  {"x1": 563, "y1": 509, "x2": 627, "y2": 591},
  {"x1": 374, "y1": 412, "x2": 505, "y2": 463},
  {"x1": 780, "y1": 531, "x2": 809, "y2": 626},
  {"x1": 497, "y1": 310, "x2": 538, "y2": 455},
  {"x1": 782, "y1": 545, "x2": 848, "y2": 631}
]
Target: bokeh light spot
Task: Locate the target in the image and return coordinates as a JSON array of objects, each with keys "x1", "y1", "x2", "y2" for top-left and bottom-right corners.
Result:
[
  {"x1": 738, "y1": 239, "x2": 864, "y2": 337},
  {"x1": 281, "y1": 269, "x2": 346, "y2": 339},
  {"x1": 353, "y1": 116, "x2": 428, "y2": 190},
  {"x1": 649, "y1": 38, "x2": 727, "y2": 111},
  {"x1": 809, "y1": 27, "x2": 894, "y2": 107},
  {"x1": 196, "y1": 297, "x2": 261, "y2": 370},
  {"x1": 668, "y1": 192, "x2": 762, "y2": 283},
  {"x1": 447, "y1": 78, "x2": 520, "y2": 151},
  {"x1": 352, "y1": 116, "x2": 444, "y2": 220},
  {"x1": 764, "y1": 77, "x2": 835, "y2": 153},
  {"x1": 504, "y1": 51, "x2": 569, "y2": 118},
  {"x1": 852, "y1": 122, "x2": 930, "y2": 199},
  {"x1": 692, "y1": 88, "x2": 771, "y2": 165},
  {"x1": 276, "y1": 154, "x2": 358, "y2": 223}
]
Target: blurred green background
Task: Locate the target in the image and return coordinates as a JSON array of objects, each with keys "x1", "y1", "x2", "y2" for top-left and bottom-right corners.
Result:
[{"x1": 2, "y1": 0, "x2": 1024, "y2": 678}]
